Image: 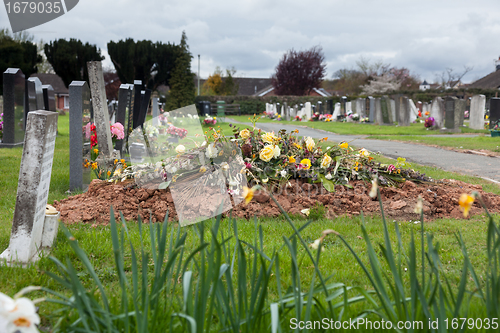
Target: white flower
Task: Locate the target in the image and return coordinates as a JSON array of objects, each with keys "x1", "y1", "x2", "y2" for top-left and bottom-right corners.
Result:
[
  {"x1": 0, "y1": 294, "x2": 40, "y2": 333},
  {"x1": 220, "y1": 162, "x2": 229, "y2": 171},
  {"x1": 175, "y1": 145, "x2": 186, "y2": 154},
  {"x1": 262, "y1": 178, "x2": 269, "y2": 183},
  {"x1": 301, "y1": 208, "x2": 310, "y2": 216},
  {"x1": 280, "y1": 170, "x2": 287, "y2": 177},
  {"x1": 369, "y1": 178, "x2": 378, "y2": 198},
  {"x1": 309, "y1": 239, "x2": 321, "y2": 250},
  {"x1": 272, "y1": 145, "x2": 281, "y2": 158},
  {"x1": 205, "y1": 144, "x2": 219, "y2": 158},
  {"x1": 325, "y1": 173, "x2": 333, "y2": 180}
]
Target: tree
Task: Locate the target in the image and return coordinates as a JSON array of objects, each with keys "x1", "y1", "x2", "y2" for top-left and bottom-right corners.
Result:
[
  {"x1": 103, "y1": 68, "x2": 121, "y2": 101},
  {"x1": 271, "y1": 46, "x2": 326, "y2": 96},
  {"x1": 202, "y1": 67, "x2": 239, "y2": 96},
  {"x1": 164, "y1": 32, "x2": 195, "y2": 111},
  {"x1": 0, "y1": 28, "x2": 41, "y2": 94},
  {"x1": 437, "y1": 66, "x2": 473, "y2": 89},
  {"x1": 107, "y1": 39, "x2": 178, "y2": 90},
  {"x1": 44, "y1": 38, "x2": 104, "y2": 87}
]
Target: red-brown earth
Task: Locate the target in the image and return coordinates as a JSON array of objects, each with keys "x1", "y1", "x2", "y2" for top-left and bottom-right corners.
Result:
[{"x1": 53, "y1": 179, "x2": 500, "y2": 226}]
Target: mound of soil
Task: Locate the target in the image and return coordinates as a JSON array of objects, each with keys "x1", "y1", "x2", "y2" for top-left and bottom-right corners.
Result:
[{"x1": 53, "y1": 178, "x2": 500, "y2": 226}]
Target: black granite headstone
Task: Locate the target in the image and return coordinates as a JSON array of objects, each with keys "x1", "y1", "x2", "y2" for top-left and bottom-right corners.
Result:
[
  {"x1": 132, "y1": 80, "x2": 142, "y2": 129},
  {"x1": 138, "y1": 89, "x2": 152, "y2": 127},
  {"x1": 489, "y1": 98, "x2": 500, "y2": 130},
  {"x1": 444, "y1": 97, "x2": 456, "y2": 130},
  {"x1": 1, "y1": 68, "x2": 25, "y2": 147},
  {"x1": 42, "y1": 85, "x2": 56, "y2": 111},
  {"x1": 116, "y1": 84, "x2": 132, "y2": 151}
]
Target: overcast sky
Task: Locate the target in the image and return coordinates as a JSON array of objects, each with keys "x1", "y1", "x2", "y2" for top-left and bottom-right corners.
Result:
[{"x1": 2, "y1": 0, "x2": 499, "y2": 83}]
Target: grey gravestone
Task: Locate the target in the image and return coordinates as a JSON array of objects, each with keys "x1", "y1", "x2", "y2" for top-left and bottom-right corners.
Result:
[
  {"x1": 138, "y1": 89, "x2": 152, "y2": 127},
  {"x1": 284, "y1": 102, "x2": 290, "y2": 121},
  {"x1": 132, "y1": 81, "x2": 142, "y2": 129},
  {"x1": 489, "y1": 98, "x2": 500, "y2": 130},
  {"x1": 0, "y1": 95, "x2": 3, "y2": 115},
  {"x1": 393, "y1": 94, "x2": 401, "y2": 123},
  {"x1": 398, "y1": 96, "x2": 410, "y2": 126},
  {"x1": 87, "y1": 61, "x2": 114, "y2": 157},
  {"x1": 69, "y1": 81, "x2": 92, "y2": 192},
  {"x1": 380, "y1": 97, "x2": 391, "y2": 124},
  {"x1": 152, "y1": 97, "x2": 159, "y2": 125},
  {"x1": 390, "y1": 99, "x2": 396, "y2": 123},
  {"x1": 442, "y1": 97, "x2": 461, "y2": 132},
  {"x1": 356, "y1": 98, "x2": 365, "y2": 118},
  {"x1": 455, "y1": 99, "x2": 466, "y2": 129},
  {"x1": 374, "y1": 98, "x2": 384, "y2": 124},
  {"x1": 0, "y1": 111, "x2": 58, "y2": 264},
  {"x1": 469, "y1": 95, "x2": 486, "y2": 130},
  {"x1": 1, "y1": 68, "x2": 25, "y2": 147},
  {"x1": 27, "y1": 77, "x2": 45, "y2": 111},
  {"x1": 42, "y1": 85, "x2": 56, "y2": 111},
  {"x1": 327, "y1": 100, "x2": 333, "y2": 114},
  {"x1": 408, "y1": 99, "x2": 418, "y2": 123},
  {"x1": 116, "y1": 84, "x2": 132, "y2": 152},
  {"x1": 368, "y1": 97, "x2": 375, "y2": 123},
  {"x1": 430, "y1": 97, "x2": 444, "y2": 128}
]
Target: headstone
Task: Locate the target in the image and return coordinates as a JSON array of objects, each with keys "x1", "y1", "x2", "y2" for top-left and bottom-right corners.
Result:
[
  {"x1": 138, "y1": 89, "x2": 152, "y2": 127},
  {"x1": 368, "y1": 97, "x2": 375, "y2": 123},
  {"x1": 489, "y1": 98, "x2": 500, "y2": 130},
  {"x1": 304, "y1": 102, "x2": 312, "y2": 120},
  {"x1": 69, "y1": 81, "x2": 92, "y2": 192},
  {"x1": 281, "y1": 104, "x2": 285, "y2": 118},
  {"x1": 442, "y1": 97, "x2": 462, "y2": 132},
  {"x1": 380, "y1": 96, "x2": 392, "y2": 124},
  {"x1": 87, "y1": 61, "x2": 114, "y2": 157},
  {"x1": 469, "y1": 95, "x2": 486, "y2": 130},
  {"x1": 390, "y1": 99, "x2": 396, "y2": 123},
  {"x1": 27, "y1": 77, "x2": 44, "y2": 111},
  {"x1": 355, "y1": 98, "x2": 365, "y2": 118},
  {"x1": 332, "y1": 103, "x2": 341, "y2": 120},
  {"x1": 1, "y1": 68, "x2": 25, "y2": 147},
  {"x1": 42, "y1": 85, "x2": 56, "y2": 111},
  {"x1": 455, "y1": 99, "x2": 466, "y2": 128},
  {"x1": 116, "y1": 83, "x2": 132, "y2": 152},
  {"x1": 374, "y1": 98, "x2": 383, "y2": 124},
  {"x1": 422, "y1": 102, "x2": 430, "y2": 115},
  {"x1": 346, "y1": 101, "x2": 352, "y2": 113},
  {"x1": 430, "y1": 97, "x2": 444, "y2": 128},
  {"x1": 0, "y1": 111, "x2": 58, "y2": 264},
  {"x1": 408, "y1": 99, "x2": 418, "y2": 123},
  {"x1": 284, "y1": 102, "x2": 290, "y2": 121},
  {"x1": 152, "y1": 97, "x2": 159, "y2": 126},
  {"x1": 398, "y1": 96, "x2": 410, "y2": 126},
  {"x1": 327, "y1": 100, "x2": 333, "y2": 114},
  {"x1": 272, "y1": 103, "x2": 277, "y2": 116}
]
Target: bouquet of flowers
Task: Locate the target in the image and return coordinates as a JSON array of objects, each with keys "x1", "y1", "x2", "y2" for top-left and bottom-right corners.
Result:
[
  {"x1": 424, "y1": 117, "x2": 435, "y2": 128},
  {"x1": 319, "y1": 114, "x2": 333, "y2": 122},
  {"x1": 360, "y1": 117, "x2": 370, "y2": 123},
  {"x1": 310, "y1": 112, "x2": 320, "y2": 121},
  {"x1": 203, "y1": 116, "x2": 217, "y2": 126},
  {"x1": 294, "y1": 115, "x2": 302, "y2": 121},
  {"x1": 492, "y1": 120, "x2": 500, "y2": 131},
  {"x1": 167, "y1": 125, "x2": 188, "y2": 139},
  {"x1": 351, "y1": 113, "x2": 360, "y2": 122}
]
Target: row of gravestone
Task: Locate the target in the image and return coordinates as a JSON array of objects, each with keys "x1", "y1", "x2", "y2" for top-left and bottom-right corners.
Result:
[
  {"x1": 0, "y1": 68, "x2": 57, "y2": 147},
  {"x1": 0, "y1": 61, "x2": 158, "y2": 265},
  {"x1": 68, "y1": 62, "x2": 158, "y2": 192}
]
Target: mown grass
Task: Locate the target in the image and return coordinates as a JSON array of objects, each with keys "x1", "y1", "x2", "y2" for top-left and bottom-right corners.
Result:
[
  {"x1": 0, "y1": 112, "x2": 499, "y2": 330},
  {"x1": 367, "y1": 134, "x2": 500, "y2": 153},
  {"x1": 228, "y1": 115, "x2": 489, "y2": 136}
]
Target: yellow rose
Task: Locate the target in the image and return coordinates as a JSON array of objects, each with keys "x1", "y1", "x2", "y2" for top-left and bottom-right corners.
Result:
[
  {"x1": 262, "y1": 132, "x2": 276, "y2": 144},
  {"x1": 240, "y1": 128, "x2": 251, "y2": 139},
  {"x1": 259, "y1": 145, "x2": 275, "y2": 162},
  {"x1": 305, "y1": 137, "x2": 315, "y2": 151},
  {"x1": 320, "y1": 154, "x2": 332, "y2": 168}
]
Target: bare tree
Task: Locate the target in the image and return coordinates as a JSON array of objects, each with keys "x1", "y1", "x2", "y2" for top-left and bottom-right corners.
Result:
[{"x1": 437, "y1": 66, "x2": 473, "y2": 89}]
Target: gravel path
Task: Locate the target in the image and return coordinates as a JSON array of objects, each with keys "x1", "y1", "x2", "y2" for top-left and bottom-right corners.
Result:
[{"x1": 229, "y1": 119, "x2": 500, "y2": 184}]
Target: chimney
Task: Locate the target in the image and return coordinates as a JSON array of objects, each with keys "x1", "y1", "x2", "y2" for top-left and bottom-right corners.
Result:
[{"x1": 496, "y1": 57, "x2": 500, "y2": 71}]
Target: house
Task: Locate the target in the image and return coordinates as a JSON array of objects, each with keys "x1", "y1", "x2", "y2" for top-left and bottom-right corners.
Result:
[
  {"x1": 30, "y1": 73, "x2": 69, "y2": 110},
  {"x1": 419, "y1": 80, "x2": 431, "y2": 91},
  {"x1": 253, "y1": 86, "x2": 332, "y2": 97},
  {"x1": 467, "y1": 57, "x2": 500, "y2": 89},
  {"x1": 195, "y1": 77, "x2": 272, "y2": 96}
]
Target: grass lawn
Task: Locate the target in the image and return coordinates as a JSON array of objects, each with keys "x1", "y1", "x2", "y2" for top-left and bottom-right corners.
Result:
[
  {"x1": 228, "y1": 115, "x2": 489, "y2": 136},
  {"x1": 1, "y1": 112, "x2": 499, "y2": 329}
]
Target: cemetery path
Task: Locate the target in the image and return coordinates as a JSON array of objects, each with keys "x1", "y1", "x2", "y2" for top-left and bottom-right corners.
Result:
[{"x1": 229, "y1": 119, "x2": 500, "y2": 184}]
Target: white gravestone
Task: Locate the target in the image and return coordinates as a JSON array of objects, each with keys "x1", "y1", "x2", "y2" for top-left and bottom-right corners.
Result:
[
  {"x1": 430, "y1": 97, "x2": 444, "y2": 128},
  {"x1": 304, "y1": 102, "x2": 312, "y2": 120},
  {"x1": 0, "y1": 111, "x2": 58, "y2": 264},
  {"x1": 409, "y1": 99, "x2": 418, "y2": 123},
  {"x1": 469, "y1": 95, "x2": 486, "y2": 130},
  {"x1": 332, "y1": 103, "x2": 341, "y2": 120},
  {"x1": 346, "y1": 101, "x2": 352, "y2": 113}
]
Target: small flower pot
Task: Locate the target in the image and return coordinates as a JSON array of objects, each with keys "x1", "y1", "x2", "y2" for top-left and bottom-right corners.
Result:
[{"x1": 491, "y1": 130, "x2": 500, "y2": 137}]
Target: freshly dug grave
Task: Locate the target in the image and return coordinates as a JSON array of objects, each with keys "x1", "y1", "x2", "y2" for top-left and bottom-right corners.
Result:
[{"x1": 54, "y1": 178, "x2": 500, "y2": 225}]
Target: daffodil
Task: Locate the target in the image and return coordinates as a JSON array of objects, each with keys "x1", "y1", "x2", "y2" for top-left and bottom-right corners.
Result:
[
  {"x1": 320, "y1": 154, "x2": 332, "y2": 168},
  {"x1": 300, "y1": 159, "x2": 311, "y2": 170},
  {"x1": 199, "y1": 166, "x2": 207, "y2": 173},
  {"x1": 242, "y1": 186, "x2": 254, "y2": 204},
  {"x1": 93, "y1": 148, "x2": 99, "y2": 154},
  {"x1": 339, "y1": 142, "x2": 348, "y2": 149},
  {"x1": 289, "y1": 156, "x2": 296, "y2": 163},
  {"x1": 459, "y1": 193, "x2": 475, "y2": 217},
  {"x1": 359, "y1": 148, "x2": 370, "y2": 157},
  {"x1": 305, "y1": 137, "x2": 315, "y2": 151}
]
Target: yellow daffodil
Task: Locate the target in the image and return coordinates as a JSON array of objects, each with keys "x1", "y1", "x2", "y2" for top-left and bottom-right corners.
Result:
[
  {"x1": 240, "y1": 128, "x2": 251, "y2": 139},
  {"x1": 199, "y1": 166, "x2": 207, "y2": 173},
  {"x1": 305, "y1": 137, "x2": 315, "y2": 151},
  {"x1": 300, "y1": 159, "x2": 311, "y2": 170},
  {"x1": 114, "y1": 159, "x2": 118, "y2": 164},
  {"x1": 259, "y1": 145, "x2": 275, "y2": 162},
  {"x1": 91, "y1": 162, "x2": 98, "y2": 170},
  {"x1": 459, "y1": 193, "x2": 475, "y2": 217},
  {"x1": 320, "y1": 154, "x2": 332, "y2": 168},
  {"x1": 289, "y1": 156, "x2": 296, "y2": 163},
  {"x1": 107, "y1": 170, "x2": 111, "y2": 176},
  {"x1": 113, "y1": 168, "x2": 122, "y2": 176},
  {"x1": 359, "y1": 148, "x2": 370, "y2": 157},
  {"x1": 120, "y1": 159, "x2": 125, "y2": 164},
  {"x1": 242, "y1": 186, "x2": 254, "y2": 204},
  {"x1": 293, "y1": 143, "x2": 302, "y2": 150},
  {"x1": 93, "y1": 148, "x2": 99, "y2": 154},
  {"x1": 354, "y1": 161, "x2": 362, "y2": 171},
  {"x1": 339, "y1": 142, "x2": 348, "y2": 149}
]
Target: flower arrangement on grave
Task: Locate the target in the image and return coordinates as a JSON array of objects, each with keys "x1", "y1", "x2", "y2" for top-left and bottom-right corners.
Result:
[
  {"x1": 203, "y1": 116, "x2": 217, "y2": 126},
  {"x1": 424, "y1": 117, "x2": 435, "y2": 128},
  {"x1": 294, "y1": 115, "x2": 302, "y2": 121},
  {"x1": 310, "y1": 112, "x2": 320, "y2": 121},
  {"x1": 319, "y1": 114, "x2": 333, "y2": 122},
  {"x1": 360, "y1": 117, "x2": 370, "y2": 123},
  {"x1": 166, "y1": 124, "x2": 188, "y2": 139},
  {"x1": 83, "y1": 121, "x2": 125, "y2": 180},
  {"x1": 0, "y1": 113, "x2": 3, "y2": 140},
  {"x1": 109, "y1": 115, "x2": 432, "y2": 192},
  {"x1": 351, "y1": 113, "x2": 360, "y2": 122},
  {"x1": 464, "y1": 110, "x2": 469, "y2": 119}
]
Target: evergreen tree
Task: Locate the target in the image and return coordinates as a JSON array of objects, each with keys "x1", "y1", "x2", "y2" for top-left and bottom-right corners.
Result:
[{"x1": 165, "y1": 32, "x2": 195, "y2": 110}]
